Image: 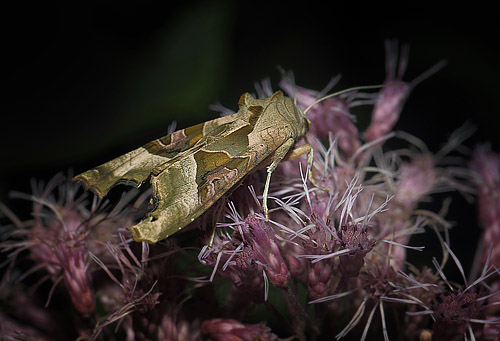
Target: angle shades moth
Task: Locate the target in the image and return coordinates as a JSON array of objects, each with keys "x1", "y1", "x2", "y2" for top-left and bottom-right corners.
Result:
[{"x1": 73, "y1": 85, "x2": 382, "y2": 243}]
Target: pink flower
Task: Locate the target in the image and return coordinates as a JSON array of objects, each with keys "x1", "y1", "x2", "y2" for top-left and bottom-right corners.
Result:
[
  {"x1": 199, "y1": 209, "x2": 266, "y2": 302},
  {"x1": 199, "y1": 206, "x2": 290, "y2": 300},
  {"x1": 431, "y1": 289, "x2": 487, "y2": 340},
  {"x1": 8, "y1": 175, "x2": 96, "y2": 316},
  {"x1": 1, "y1": 173, "x2": 148, "y2": 318},
  {"x1": 338, "y1": 223, "x2": 375, "y2": 279},
  {"x1": 244, "y1": 215, "x2": 290, "y2": 288},
  {"x1": 469, "y1": 144, "x2": 500, "y2": 268},
  {"x1": 395, "y1": 155, "x2": 437, "y2": 209},
  {"x1": 365, "y1": 41, "x2": 412, "y2": 143},
  {"x1": 201, "y1": 318, "x2": 277, "y2": 341},
  {"x1": 365, "y1": 40, "x2": 446, "y2": 143}
]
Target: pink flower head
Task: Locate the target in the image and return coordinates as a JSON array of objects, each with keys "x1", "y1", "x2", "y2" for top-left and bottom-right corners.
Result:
[
  {"x1": 13, "y1": 175, "x2": 96, "y2": 317},
  {"x1": 243, "y1": 215, "x2": 290, "y2": 288},
  {"x1": 365, "y1": 41, "x2": 412, "y2": 143},
  {"x1": 431, "y1": 289, "x2": 487, "y2": 340},
  {"x1": 201, "y1": 318, "x2": 277, "y2": 341},
  {"x1": 199, "y1": 207, "x2": 290, "y2": 301},
  {"x1": 361, "y1": 262, "x2": 400, "y2": 298},
  {"x1": 1, "y1": 173, "x2": 148, "y2": 318},
  {"x1": 338, "y1": 222, "x2": 375, "y2": 279},
  {"x1": 199, "y1": 210, "x2": 265, "y2": 302},
  {"x1": 53, "y1": 231, "x2": 95, "y2": 316},
  {"x1": 365, "y1": 40, "x2": 446, "y2": 143},
  {"x1": 469, "y1": 144, "x2": 500, "y2": 267},
  {"x1": 395, "y1": 154, "x2": 437, "y2": 209}
]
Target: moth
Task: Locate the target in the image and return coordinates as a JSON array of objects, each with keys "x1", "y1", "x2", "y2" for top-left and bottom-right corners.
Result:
[{"x1": 74, "y1": 86, "x2": 379, "y2": 243}]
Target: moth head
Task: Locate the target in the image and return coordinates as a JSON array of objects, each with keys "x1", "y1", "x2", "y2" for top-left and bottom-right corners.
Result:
[{"x1": 294, "y1": 105, "x2": 310, "y2": 137}]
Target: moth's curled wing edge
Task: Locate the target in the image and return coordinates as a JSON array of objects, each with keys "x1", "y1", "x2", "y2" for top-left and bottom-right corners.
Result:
[{"x1": 72, "y1": 169, "x2": 150, "y2": 198}]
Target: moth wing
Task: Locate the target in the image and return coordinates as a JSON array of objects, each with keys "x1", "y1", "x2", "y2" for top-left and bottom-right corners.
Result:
[
  {"x1": 73, "y1": 113, "x2": 239, "y2": 197},
  {"x1": 129, "y1": 116, "x2": 290, "y2": 243}
]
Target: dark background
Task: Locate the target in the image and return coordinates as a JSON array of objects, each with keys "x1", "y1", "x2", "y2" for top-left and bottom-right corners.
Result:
[{"x1": 2, "y1": 2, "x2": 499, "y2": 278}]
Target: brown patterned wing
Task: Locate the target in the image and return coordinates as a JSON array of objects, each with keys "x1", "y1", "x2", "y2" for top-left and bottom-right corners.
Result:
[
  {"x1": 73, "y1": 113, "x2": 239, "y2": 197},
  {"x1": 128, "y1": 114, "x2": 290, "y2": 243}
]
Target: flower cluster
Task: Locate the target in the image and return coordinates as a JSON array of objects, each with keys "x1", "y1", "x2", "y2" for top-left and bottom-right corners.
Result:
[{"x1": 1, "y1": 42, "x2": 499, "y2": 340}]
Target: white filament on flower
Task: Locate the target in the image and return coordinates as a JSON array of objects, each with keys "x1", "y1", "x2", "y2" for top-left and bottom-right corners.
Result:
[
  {"x1": 382, "y1": 240, "x2": 425, "y2": 252},
  {"x1": 296, "y1": 248, "x2": 352, "y2": 263},
  {"x1": 263, "y1": 270, "x2": 269, "y2": 302},
  {"x1": 336, "y1": 297, "x2": 367, "y2": 339},
  {"x1": 308, "y1": 290, "x2": 352, "y2": 304}
]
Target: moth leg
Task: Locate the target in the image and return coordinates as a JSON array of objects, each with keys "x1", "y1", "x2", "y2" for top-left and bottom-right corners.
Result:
[
  {"x1": 263, "y1": 138, "x2": 296, "y2": 220},
  {"x1": 286, "y1": 143, "x2": 331, "y2": 192}
]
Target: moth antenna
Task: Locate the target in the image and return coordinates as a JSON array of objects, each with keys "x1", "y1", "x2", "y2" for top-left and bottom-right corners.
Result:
[{"x1": 303, "y1": 84, "x2": 390, "y2": 115}]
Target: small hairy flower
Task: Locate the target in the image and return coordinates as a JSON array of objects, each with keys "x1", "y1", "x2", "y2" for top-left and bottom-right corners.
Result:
[
  {"x1": 469, "y1": 144, "x2": 500, "y2": 268},
  {"x1": 338, "y1": 223, "x2": 375, "y2": 279},
  {"x1": 54, "y1": 232, "x2": 95, "y2": 316},
  {"x1": 199, "y1": 210, "x2": 265, "y2": 302},
  {"x1": 244, "y1": 215, "x2": 290, "y2": 288},
  {"x1": 411, "y1": 242, "x2": 500, "y2": 340},
  {"x1": 201, "y1": 318, "x2": 277, "y2": 341},
  {"x1": 394, "y1": 155, "x2": 437, "y2": 209},
  {"x1": 431, "y1": 289, "x2": 488, "y2": 340},
  {"x1": 365, "y1": 40, "x2": 446, "y2": 144},
  {"x1": 5, "y1": 174, "x2": 96, "y2": 316},
  {"x1": 365, "y1": 41, "x2": 412, "y2": 143},
  {"x1": 0, "y1": 173, "x2": 148, "y2": 321},
  {"x1": 405, "y1": 266, "x2": 443, "y2": 307},
  {"x1": 200, "y1": 207, "x2": 291, "y2": 302},
  {"x1": 306, "y1": 246, "x2": 336, "y2": 301},
  {"x1": 361, "y1": 263, "x2": 400, "y2": 299},
  {"x1": 289, "y1": 215, "x2": 338, "y2": 301}
]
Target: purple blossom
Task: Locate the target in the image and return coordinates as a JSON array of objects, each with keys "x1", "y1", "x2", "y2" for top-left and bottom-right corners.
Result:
[
  {"x1": 201, "y1": 318, "x2": 277, "y2": 340},
  {"x1": 4, "y1": 175, "x2": 96, "y2": 316},
  {"x1": 364, "y1": 41, "x2": 412, "y2": 143},
  {"x1": 338, "y1": 223, "x2": 375, "y2": 279},
  {"x1": 365, "y1": 40, "x2": 446, "y2": 144},
  {"x1": 431, "y1": 289, "x2": 487, "y2": 340},
  {"x1": 469, "y1": 144, "x2": 500, "y2": 268}
]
